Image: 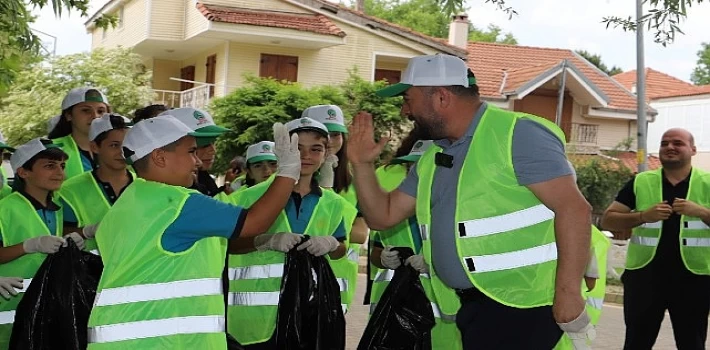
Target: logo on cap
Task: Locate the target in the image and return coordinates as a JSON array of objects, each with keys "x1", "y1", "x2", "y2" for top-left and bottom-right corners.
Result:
[
  {"x1": 193, "y1": 111, "x2": 208, "y2": 125},
  {"x1": 300, "y1": 118, "x2": 311, "y2": 125},
  {"x1": 414, "y1": 141, "x2": 424, "y2": 151},
  {"x1": 326, "y1": 108, "x2": 337, "y2": 120},
  {"x1": 262, "y1": 144, "x2": 271, "y2": 152}
]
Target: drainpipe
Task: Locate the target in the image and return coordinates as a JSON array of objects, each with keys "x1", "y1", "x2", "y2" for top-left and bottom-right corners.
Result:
[{"x1": 555, "y1": 60, "x2": 568, "y2": 127}]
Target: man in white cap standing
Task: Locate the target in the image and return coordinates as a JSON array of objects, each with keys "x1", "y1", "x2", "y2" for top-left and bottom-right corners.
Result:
[{"x1": 349, "y1": 54, "x2": 593, "y2": 349}]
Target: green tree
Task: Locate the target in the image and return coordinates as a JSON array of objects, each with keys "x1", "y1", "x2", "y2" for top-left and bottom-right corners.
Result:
[
  {"x1": 570, "y1": 157, "x2": 633, "y2": 222},
  {"x1": 690, "y1": 42, "x2": 710, "y2": 85},
  {"x1": 364, "y1": 0, "x2": 451, "y2": 38},
  {"x1": 576, "y1": 50, "x2": 624, "y2": 76},
  {"x1": 469, "y1": 24, "x2": 517, "y2": 44},
  {"x1": 0, "y1": 0, "x2": 115, "y2": 94},
  {"x1": 209, "y1": 70, "x2": 405, "y2": 173},
  {"x1": 0, "y1": 48, "x2": 152, "y2": 146}
]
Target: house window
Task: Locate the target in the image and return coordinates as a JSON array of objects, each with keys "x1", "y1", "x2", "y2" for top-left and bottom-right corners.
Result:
[
  {"x1": 259, "y1": 54, "x2": 298, "y2": 82},
  {"x1": 117, "y1": 7, "x2": 125, "y2": 29},
  {"x1": 374, "y1": 69, "x2": 401, "y2": 84}
]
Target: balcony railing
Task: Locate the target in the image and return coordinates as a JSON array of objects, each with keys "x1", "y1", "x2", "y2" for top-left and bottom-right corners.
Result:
[
  {"x1": 570, "y1": 123, "x2": 599, "y2": 144},
  {"x1": 153, "y1": 84, "x2": 214, "y2": 109}
]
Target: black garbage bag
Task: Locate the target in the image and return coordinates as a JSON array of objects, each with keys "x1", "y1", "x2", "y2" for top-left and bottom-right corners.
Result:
[
  {"x1": 273, "y1": 235, "x2": 346, "y2": 350},
  {"x1": 9, "y1": 239, "x2": 103, "y2": 350},
  {"x1": 227, "y1": 334, "x2": 245, "y2": 350},
  {"x1": 357, "y1": 247, "x2": 435, "y2": 350}
]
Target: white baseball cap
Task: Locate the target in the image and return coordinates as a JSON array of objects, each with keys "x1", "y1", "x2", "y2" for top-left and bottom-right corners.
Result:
[
  {"x1": 89, "y1": 114, "x2": 132, "y2": 141},
  {"x1": 246, "y1": 141, "x2": 277, "y2": 164},
  {"x1": 391, "y1": 140, "x2": 434, "y2": 164},
  {"x1": 61, "y1": 87, "x2": 110, "y2": 111},
  {"x1": 302, "y1": 105, "x2": 347, "y2": 134},
  {"x1": 159, "y1": 107, "x2": 229, "y2": 138},
  {"x1": 376, "y1": 54, "x2": 477, "y2": 97},
  {"x1": 10, "y1": 138, "x2": 61, "y2": 172},
  {"x1": 285, "y1": 117, "x2": 329, "y2": 138},
  {"x1": 122, "y1": 115, "x2": 198, "y2": 163}
]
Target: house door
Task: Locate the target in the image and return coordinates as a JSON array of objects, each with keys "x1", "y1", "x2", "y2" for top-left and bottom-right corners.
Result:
[
  {"x1": 374, "y1": 69, "x2": 402, "y2": 84},
  {"x1": 513, "y1": 89, "x2": 573, "y2": 139},
  {"x1": 180, "y1": 65, "x2": 195, "y2": 91},
  {"x1": 205, "y1": 54, "x2": 217, "y2": 98}
]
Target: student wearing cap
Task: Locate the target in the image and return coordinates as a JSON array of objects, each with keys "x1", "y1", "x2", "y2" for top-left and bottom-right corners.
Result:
[
  {"x1": 303, "y1": 104, "x2": 369, "y2": 311},
  {"x1": 86, "y1": 114, "x2": 301, "y2": 349},
  {"x1": 237, "y1": 141, "x2": 278, "y2": 193},
  {"x1": 58, "y1": 114, "x2": 133, "y2": 255},
  {"x1": 349, "y1": 54, "x2": 594, "y2": 349},
  {"x1": 225, "y1": 155, "x2": 249, "y2": 193},
  {"x1": 0, "y1": 132, "x2": 13, "y2": 200},
  {"x1": 48, "y1": 87, "x2": 111, "y2": 179},
  {"x1": 160, "y1": 107, "x2": 232, "y2": 198},
  {"x1": 227, "y1": 117, "x2": 356, "y2": 348},
  {"x1": 0, "y1": 138, "x2": 85, "y2": 348},
  {"x1": 368, "y1": 139, "x2": 463, "y2": 349}
]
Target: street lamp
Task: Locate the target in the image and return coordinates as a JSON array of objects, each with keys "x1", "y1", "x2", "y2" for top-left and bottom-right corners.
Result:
[{"x1": 636, "y1": 0, "x2": 648, "y2": 172}]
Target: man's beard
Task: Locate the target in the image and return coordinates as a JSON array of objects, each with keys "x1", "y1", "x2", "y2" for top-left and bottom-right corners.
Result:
[
  {"x1": 413, "y1": 113, "x2": 446, "y2": 140},
  {"x1": 660, "y1": 157, "x2": 687, "y2": 170}
]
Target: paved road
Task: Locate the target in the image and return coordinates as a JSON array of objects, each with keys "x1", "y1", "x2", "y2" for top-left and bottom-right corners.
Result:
[{"x1": 345, "y1": 274, "x2": 708, "y2": 349}]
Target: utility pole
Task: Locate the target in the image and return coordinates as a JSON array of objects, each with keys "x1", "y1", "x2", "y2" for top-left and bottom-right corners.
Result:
[
  {"x1": 31, "y1": 28, "x2": 57, "y2": 57},
  {"x1": 636, "y1": 0, "x2": 648, "y2": 172}
]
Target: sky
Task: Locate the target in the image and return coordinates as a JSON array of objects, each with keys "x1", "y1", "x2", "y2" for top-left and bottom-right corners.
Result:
[{"x1": 31, "y1": 0, "x2": 710, "y2": 83}]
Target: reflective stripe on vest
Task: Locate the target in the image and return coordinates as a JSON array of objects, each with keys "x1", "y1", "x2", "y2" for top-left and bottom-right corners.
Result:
[
  {"x1": 640, "y1": 222, "x2": 662, "y2": 229},
  {"x1": 374, "y1": 269, "x2": 430, "y2": 283},
  {"x1": 88, "y1": 315, "x2": 225, "y2": 344},
  {"x1": 462, "y1": 242, "x2": 557, "y2": 273},
  {"x1": 228, "y1": 263, "x2": 284, "y2": 280},
  {"x1": 347, "y1": 247, "x2": 359, "y2": 262},
  {"x1": 630, "y1": 236, "x2": 659, "y2": 247},
  {"x1": 0, "y1": 311, "x2": 15, "y2": 325},
  {"x1": 683, "y1": 238, "x2": 710, "y2": 247},
  {"x1": 90, "y1": 249, "x2": 100, "y2": 256},
  {"x1": 586, "y1": 297, "x2": 603, "y2": 310},
  {"x1": 228, "y1": 292, "x2": 280, "y2": 306},
  {"x1": 94, "y1": 278, "x2": 222, "y2": 307},
  {"x1": 685, "y1": 221, "x2": 710, "y2": 230},
  {"x1": 17, "y1": 278, "x2": 32, "y2": 293},
  {"x1": 337, "y1": 278, "x2": 348, "y2": 292},
  {"x1": 458, "y1": 204, "x2": 554, "y2": 238}
]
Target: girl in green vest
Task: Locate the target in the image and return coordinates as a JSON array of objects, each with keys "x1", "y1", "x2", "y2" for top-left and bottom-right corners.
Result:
[
  {"x1": 48, "y1": 87, "x2": 110, "y2": 180},
  {"x1": 227, "y1": 117, "x2": 354, "y2": 349},
  {"x1": 0, "y1": 138, "x2": 85, "y2": 348},
  {"x1": 235, "y1": 141, "x2": 278, "y2": 194},
  {"x1": 59, "y1": 114, "x2": 133, "y2": 255},
  {"x1": 304, "y1": 104, "x2": 367, "y2": 310}
]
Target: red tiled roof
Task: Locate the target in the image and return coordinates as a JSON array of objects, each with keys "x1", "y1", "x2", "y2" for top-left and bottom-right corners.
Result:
[
  {"x1": 501, "y1": 62, "x2": 561, "y2": 93},
  {"x1": 196, "y1": 3, "x2": 346, "y2": 37},
  {"x1": 467, "y1": 42, "x2": 639, "y2": 111},
  {"x1": 568, "y1": 151, "x2": 661, "y2": 173},
  {"x1": 612, "y1": 68, "x2": 710, "y2": 100}
]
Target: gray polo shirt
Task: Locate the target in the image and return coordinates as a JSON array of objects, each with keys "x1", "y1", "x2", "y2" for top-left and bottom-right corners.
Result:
[{"x1": 398, "y1": 103, "x2": 573, "y2": 289}]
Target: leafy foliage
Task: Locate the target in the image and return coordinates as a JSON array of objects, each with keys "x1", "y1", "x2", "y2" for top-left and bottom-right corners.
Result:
[
  {"x1": 575, "y1": 50, "x2": 623, "y2": 76},
  {"x1": 210, "y1": 71, "x2": 406, "y2": 173},
  {"x1": 0, "y1": 48, "x2": 152, "y2": 146},
  {"x1": 469, "y1": 24, "x2": 518, "y2": 44},
  {"x1": 691, "y1": 42, "x2": 710, "y2": 85},
  {"x1": 571, "y1": 157, "x2": 633, "y2": 215},
  {"x1": 364, "y1": 0, "x2": 451, "y2": 38}
]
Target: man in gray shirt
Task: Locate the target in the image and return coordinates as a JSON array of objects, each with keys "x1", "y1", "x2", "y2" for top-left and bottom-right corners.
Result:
[{"x1": 349, "y1": 54, "x2": 593, "y2": 349}]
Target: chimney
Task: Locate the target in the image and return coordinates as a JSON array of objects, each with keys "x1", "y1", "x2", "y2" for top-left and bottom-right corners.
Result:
[{"x1": 448, "y1": 13, "x2": 469, "y2": 49}]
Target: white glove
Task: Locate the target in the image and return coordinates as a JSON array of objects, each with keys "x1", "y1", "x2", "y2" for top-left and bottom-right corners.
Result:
[
  {"x1": 273, "y1": 122, "x2": 301, "y2": 181},
  {"x1": 64, "y1": 232, "x2": 86, "y2": 250},
  {"x1": 0, "y1": 277, "x2": 23, "y2": 299},
  {"x1": 254, "y1": 233, "x2": 303, "y2": 252},
  {"x1": 297, "y1": 236, "x2": 340, "y2": 256},
  {"x1": 558, "y1": 309, "x2": 596, "y2": 350},
  {"x1": 584, "y1": 247, "x2": 599, "y2": 279},
  {"x1": 23, "y1": 236, "x2": 66, "y2": 254},
  {"x1": 405, "y1": 254, "x2": 430, "y2": 274},
  {"x1": 82, "y1": 223, "x2": 99, "y2": 239},
  {"x1": 318, "y1": 155, "x2": 339, "y2": 188},
  {"x1": 380, "y1": 246, "x2": 401, "y2": 269}
]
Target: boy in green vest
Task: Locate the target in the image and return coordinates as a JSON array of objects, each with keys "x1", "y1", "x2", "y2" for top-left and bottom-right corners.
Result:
[
  {"x1": 59, "y1": 113, "x2": 133, "y2": 255},
  {"x1": 0, "y1": 138, "x2": 85, "y2": 348},
  {"x1": 226, "y1": 117, "x2": 355, "y2": 348},
  {"x1": 86, "y1": 114, "x2": 301, "y2": 349}
]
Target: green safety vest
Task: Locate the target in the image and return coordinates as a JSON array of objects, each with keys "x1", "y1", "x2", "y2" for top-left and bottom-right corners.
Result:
[
  {"x1": 335, "y1": 184, "x2": 359, "y2": 310},
  {"x1": 58, "y1": 171, "x2": 134, "y2": 255},
  {"x1": 0, "y1": 167, "x2": 10, "y2": 200},
  {"x1": 87, "y1": 179, "x2": 226, "y2": 349},
  {"x1": 627, "y1": 168, "x2": 710, "y2": 273},
  {"x1": 227, "y1": 180, "x2": 355, "y2": 345},
  {"x1": 52, "y1": 135, "x2": 88, "y2": 180},
  {"x1": 370, "y1": 163, "x2": 462, "y2": 349},
  {"x1": 553, "y1": 226, "x2": 610, "y2": 350},
  {"x1": 0, "y1": 192, "x2": 63, "y2": 348},
  {"x1": 416, "y1": 105, "x2": 564, "y2": 310}
]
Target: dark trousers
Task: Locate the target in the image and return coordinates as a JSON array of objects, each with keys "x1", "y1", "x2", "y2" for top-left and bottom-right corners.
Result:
[
  {"x1": 623, "y1": 266, "x2": 710, "y2": 350},
  {"x1": 455, "y1": 288, "x2": 563, "y2": 349}
]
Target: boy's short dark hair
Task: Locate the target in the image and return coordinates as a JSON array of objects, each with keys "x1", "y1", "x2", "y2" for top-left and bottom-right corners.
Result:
[
  {"x1": 133, "y1": 104, "x2": 169, "y2": 123},
  {"x1": 94, "y1": 114, "x2": 130, "y2": 146},
  {"x1": 293, "y1": 130, "x2": 329, "y2": 147}
]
